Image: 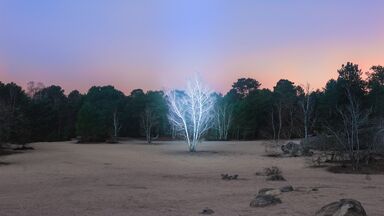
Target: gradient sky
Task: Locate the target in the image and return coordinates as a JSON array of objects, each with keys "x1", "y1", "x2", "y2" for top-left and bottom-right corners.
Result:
[{"x1": 1, "y1": 0, "x2": 384, "y2": 94}]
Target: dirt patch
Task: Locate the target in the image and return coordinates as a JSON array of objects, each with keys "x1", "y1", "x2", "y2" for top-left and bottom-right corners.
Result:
[{"x1": 1, "y1": 141, "x2": 384, "y2": 215}]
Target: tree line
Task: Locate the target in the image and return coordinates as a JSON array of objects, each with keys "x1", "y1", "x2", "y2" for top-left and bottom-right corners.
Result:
[{"x1": 1, "y1": 62, "x2": 384, "y2": 147}]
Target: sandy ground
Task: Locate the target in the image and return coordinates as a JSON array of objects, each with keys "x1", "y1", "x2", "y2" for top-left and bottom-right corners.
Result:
[{"x1": 0, "y1": 141, "x2": 383, "y2": 216}]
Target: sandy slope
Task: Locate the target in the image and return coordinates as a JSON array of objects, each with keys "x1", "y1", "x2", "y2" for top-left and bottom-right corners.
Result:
[{"x1": 0, "y1": 141, "x2": 383, "y2": 216}]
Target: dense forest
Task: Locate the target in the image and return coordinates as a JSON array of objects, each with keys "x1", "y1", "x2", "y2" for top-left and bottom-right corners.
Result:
[{"x1": 1, "y1": 62, "x2": 384, "y2": 145}]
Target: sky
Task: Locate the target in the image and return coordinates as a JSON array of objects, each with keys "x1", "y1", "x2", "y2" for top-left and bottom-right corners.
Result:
[{"x1": 0, "y1": 0, "x2": 384, "y2": 95}]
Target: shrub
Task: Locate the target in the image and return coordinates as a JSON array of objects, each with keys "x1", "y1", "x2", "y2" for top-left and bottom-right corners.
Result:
[{"x1": 264, "y1": 166, "x2": 286, "y2": 181}]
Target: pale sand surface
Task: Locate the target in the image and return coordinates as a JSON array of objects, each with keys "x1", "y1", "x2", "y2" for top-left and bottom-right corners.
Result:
[{"x1": 0, "y1": 141, "x2": 383, "y2": 216}]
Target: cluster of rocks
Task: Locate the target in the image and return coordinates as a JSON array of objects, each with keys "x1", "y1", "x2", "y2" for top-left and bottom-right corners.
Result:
[
  {"x1": 250, "y1": 185, "x2": 294, "y2": 207},
  {"x1": 221, "y1": 173, "x2": 238, "y2": 180},
  {"x1": 215, "y1": 166, "x2": 367, "y2": 215},
  {"x1": 250, "y1": 186, "x2": 367, "y2": 216}
]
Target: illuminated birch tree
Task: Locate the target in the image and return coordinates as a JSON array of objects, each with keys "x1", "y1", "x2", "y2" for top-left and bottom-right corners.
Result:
[{"x1": 166, "y1": 77, "x2": 215, "y2": 152}]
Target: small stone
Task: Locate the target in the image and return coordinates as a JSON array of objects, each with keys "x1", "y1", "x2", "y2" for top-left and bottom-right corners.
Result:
[
  {"x1": 200, "y1": 208, "x2": 214, "y2": 215},
  {"x1": 221, "y1": 173, "x2": 238, "y2": 180},
  {"x1": 280, "y1": 185, "x2": 294, "y2": 192}
]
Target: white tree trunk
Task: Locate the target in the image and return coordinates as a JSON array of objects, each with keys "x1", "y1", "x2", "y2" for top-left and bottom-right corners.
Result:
[
  {"x1": 300, "y1": 83, "x2": 313, "y2": 146},
  {"x1": 113, "y1": 110, "x2": 121, "y2": 138},
  {"x1": 166, "y1": 77, "x2": 215, "y2": 152}
]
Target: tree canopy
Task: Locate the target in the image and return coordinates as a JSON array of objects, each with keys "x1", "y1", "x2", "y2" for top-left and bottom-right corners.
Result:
[{"x1": 0, "y1": 62, "x2": 383, "y2": 144}]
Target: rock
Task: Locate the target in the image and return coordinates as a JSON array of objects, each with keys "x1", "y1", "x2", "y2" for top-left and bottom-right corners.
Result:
[
  {"x1": 258, "y1": 188, "x2": 281, "y2": 196},
  {"x1": 200, "y1": 208, "x2": 214, "y2": 215},
  {"x1": 265, "y1": 189, "x2": 282, "y2": 196},
  {"x1": 281, "y1": 142, "x2": 302, "y2": 156},
  {"x1": 280, "y1": 185, "x2": 294, "y2": 192},
  {"x1": 315, "y1": 199, "x2": 367, "y2": 216},
  {"x1": 258, "y1": 188, "x2": 274, "y2": 195},
  {"x1": 221, "y1": 174, "x2": 238, "y2": 180},
  {"x1": 221, "y1": 174, "x2": 229, "y2": 180},
  {"x1": 250, "y1": 194, "x2": 282, "y2": 207}
]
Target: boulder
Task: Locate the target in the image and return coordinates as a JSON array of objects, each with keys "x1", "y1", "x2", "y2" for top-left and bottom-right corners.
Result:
[
  {"x1": 315, "y1": 199, "x2": 367, "y2": 216},
  {"x1": 250, "y1": 194, "x2": 282, "y2": 207},
  {"x1": 280, "y1": 185, "x2": 294, "y2": 192}
]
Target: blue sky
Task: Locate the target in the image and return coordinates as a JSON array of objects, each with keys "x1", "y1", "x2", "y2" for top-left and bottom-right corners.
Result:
[{"x1": 1, "y1": 0, "x2": 383, "y2": 94}]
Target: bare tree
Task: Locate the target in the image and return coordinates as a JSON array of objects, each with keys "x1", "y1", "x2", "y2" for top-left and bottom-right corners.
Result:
[
  {"x1": 271, "y1": 110, "x2": 276, "y2": 141},
  {"x1": 214, "y1": 102, "x2": 233, "y2": 140},
  {"x1": 26, "y1": 81, "x2": 45, "y2": 98},
  {"x1": 327, "y1": 87, "x2": 370, "y2": 170},
  {"x1": 112, "y1": 110, "x2": 121, "y2": 138},
  {"x1": 372, "y1": 126, "x2": 384, "y2": 154},
  {"x1": 299, "y1": 83, "x2": 314, "y2": 145},
  {"x1": 140, "y1": 107, "x2": 158, "y2": 144},
  {"x1": 271, "y1": 101, "x2": 283, "y2": 145},
  {"x1": 166, "y1": 77, "x2": 215, "y2": 152}
]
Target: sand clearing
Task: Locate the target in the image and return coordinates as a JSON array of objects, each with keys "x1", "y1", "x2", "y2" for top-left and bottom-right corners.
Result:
[{"x1": 0, "y1": 141, "x2": 383, "y2": 216}]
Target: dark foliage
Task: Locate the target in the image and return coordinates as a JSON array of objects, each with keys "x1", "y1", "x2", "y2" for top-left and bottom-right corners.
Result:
[{"x1": 0, "y1": 62, "x2": 383, "y2": 149}]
